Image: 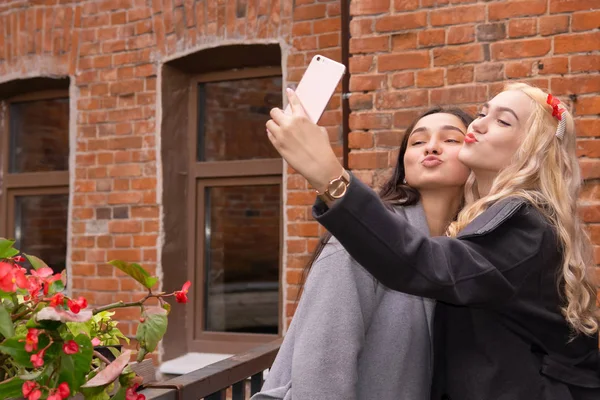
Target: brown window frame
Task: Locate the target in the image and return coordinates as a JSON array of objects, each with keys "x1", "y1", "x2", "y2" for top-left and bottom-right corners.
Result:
[
  {"x1": 186, "y1": 67, "x2": 284, "y2": 354},
  {"x1": 0, "y1": 90, "x2": 70, "y2": 242}
]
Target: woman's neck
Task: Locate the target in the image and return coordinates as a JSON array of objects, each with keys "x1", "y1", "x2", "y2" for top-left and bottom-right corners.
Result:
[
  {"x1": 472, "y1": 170, "x2": 497, "y2": 197},
  {"x1": 419, "y1": 188, "x2": 464, "y2": 236}
]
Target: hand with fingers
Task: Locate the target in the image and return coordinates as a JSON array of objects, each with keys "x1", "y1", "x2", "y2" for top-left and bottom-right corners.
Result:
[{"x1": 266, "y1": 88, "x2": 345, "y2": 194}]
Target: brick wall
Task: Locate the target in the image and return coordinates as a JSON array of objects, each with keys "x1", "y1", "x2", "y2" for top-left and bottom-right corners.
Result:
[{"x1": 0, "y1": 0, "x2": 597, "y2": 361}]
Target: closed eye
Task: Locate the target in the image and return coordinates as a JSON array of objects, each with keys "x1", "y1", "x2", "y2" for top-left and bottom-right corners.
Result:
[
  {"x1": 411, "y1": 141, "x2": 425, "y2": 146},
  {"x1": 498, "y1": 119, "x2": 511, "y2": 126}
]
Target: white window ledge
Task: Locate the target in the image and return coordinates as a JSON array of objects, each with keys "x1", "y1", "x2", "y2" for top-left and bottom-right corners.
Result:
[{"x1": 159, "y1": 352, "x2": 234, "y2": 375}]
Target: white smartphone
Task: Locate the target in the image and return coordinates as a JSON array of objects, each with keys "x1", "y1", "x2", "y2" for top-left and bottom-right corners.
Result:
[{"x1": 284, "y1": 55, "x2": 346, "y2": 123}]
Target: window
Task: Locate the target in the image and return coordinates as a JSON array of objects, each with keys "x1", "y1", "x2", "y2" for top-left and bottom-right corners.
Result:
[
  {"x1": 188, "y1": 67, "x2": 283, "y2": 353},
  {"x1": 0, "y1": 91, "x2": 70, "y2": 273}
]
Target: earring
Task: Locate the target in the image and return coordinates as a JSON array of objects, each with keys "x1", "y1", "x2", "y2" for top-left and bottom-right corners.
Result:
[{"x1": 402, "y1": 178, "x2": 407, "y2": 184}]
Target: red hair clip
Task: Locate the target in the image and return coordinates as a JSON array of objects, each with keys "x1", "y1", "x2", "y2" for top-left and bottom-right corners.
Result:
[{"x1": 547, "y1": 94, "x2": 565, "y2": 121}]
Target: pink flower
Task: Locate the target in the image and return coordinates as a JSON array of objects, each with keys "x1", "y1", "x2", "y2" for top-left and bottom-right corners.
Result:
[
  {"x1": 49, "y1": 293, "x2": 64, "y2": 308},
  {"x1": 67, "y1": 296, "x2": 88, "y2": 314},
  {"x1": 22, "y1": 381, "x2": 37, "y2": 397},
  {"x1": 57, "y1": 382, "x2": 70, "y2": 399},
  {"x1": 30, "y1": 350, "x2": 45, "y2": 368},
  {"x1": 24, "y1": 329, "x2": 40, "y2": 352},
  {"x1": 174, "y1": 281, "x2": 191, "y2": 304},
  {"x1": 47, "y1": 394, "x2": 62, "y2": 400},
  {"x1": 91, "y1": 337, "x2": 101, "y2": 346},
  {"x1": 63, "y1": 340, "x2": 79, "y2": 355},
  {"x1": 0, "y1": 262, "x2": 27, "y2": 292},
  {"x1": 28, "y1": 389, "x2": 42, "y2": 400}
]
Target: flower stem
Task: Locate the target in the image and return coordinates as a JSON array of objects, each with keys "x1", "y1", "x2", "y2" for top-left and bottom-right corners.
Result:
[
  {"x1": 93, "y1": 350, "x2": 112, "y2": 365},
  {"x1": 92, "y1": 300, "x2": 145, "y2": 315}
]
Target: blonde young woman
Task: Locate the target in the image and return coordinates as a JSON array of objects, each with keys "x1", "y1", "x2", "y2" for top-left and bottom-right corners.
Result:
[{"x1": 265, "y1": 83, "x2": 600, "y2": 400}]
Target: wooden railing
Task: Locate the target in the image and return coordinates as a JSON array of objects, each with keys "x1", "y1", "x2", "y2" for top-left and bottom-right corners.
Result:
[{"x1": 141, "y1": 339, "x2": 282, "y2": 400}]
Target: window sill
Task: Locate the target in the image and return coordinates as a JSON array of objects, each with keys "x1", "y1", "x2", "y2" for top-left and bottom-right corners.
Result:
[{"x1": 159, "y1": 352, "x2": 234, "y2": 375}]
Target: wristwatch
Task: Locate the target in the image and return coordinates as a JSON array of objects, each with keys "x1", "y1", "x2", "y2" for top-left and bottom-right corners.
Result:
[{"x1": 316, "y1": 171, "x2": 350, "y2": 202}]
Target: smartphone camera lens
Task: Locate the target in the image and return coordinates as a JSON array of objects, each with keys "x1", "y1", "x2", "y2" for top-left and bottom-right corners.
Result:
[{"x1": 317, "y1": 56, "x2": 321, "y2": 61}]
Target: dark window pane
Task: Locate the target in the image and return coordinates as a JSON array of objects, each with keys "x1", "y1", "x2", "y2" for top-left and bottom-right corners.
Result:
[
  {"x1": 9, "y1": 98, "x2": 69, "y2": 173},
  {"x1": 14, "y1": 194, "x2": 68, "y2": 273},
  {"x1": 198, "y1": 76, "x2": 282, "y2": 162},
  {"x1": 204, "y1": 184, "x2": 280, "y2": 334}
]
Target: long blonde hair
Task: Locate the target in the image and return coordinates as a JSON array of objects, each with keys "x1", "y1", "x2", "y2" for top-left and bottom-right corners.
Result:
[{"x1": 447, "y1": 82, "x2": 599, "y2": 335}]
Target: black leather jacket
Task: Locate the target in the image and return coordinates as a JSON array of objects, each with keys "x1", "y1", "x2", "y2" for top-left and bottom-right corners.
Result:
[{"x1": 313, "y1": 175, "x2": 600, "y2": 400}]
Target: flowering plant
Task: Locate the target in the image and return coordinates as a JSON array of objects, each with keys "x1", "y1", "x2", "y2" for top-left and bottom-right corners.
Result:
[{"x1": 0, "y1": 238, "x2": 191, "y2": 400}]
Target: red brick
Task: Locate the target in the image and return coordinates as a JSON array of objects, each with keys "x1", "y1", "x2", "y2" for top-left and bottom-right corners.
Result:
[
  {"x1": 508, "y1": 18, "x2": 537, "y2": 38},
  {"x1": 392, "y1": 32, "x2": 418, "y2": 50},
  {"x1": 349, "y1": 112, "x2": 393, "y2": 129},
  {"x1": 552, "y1": 76, "x2": 600, "y2": 96},
  {"x1": 391, "y1": 71, "x2": 415, "y2": 88},
  {"x1": 554, "y1": 32, "x2": 600, "y2": 54},
  {"x1": 375, "y1": 12, "x2": 427, "y2": 32},
  {"x1": 376, "y1": 89, "x2": 429, "y2": 108},
  {"x1": 576, "y1": 119, "x2": 600, "y2": 138},
  {"x1": 491, "y1": 39, "x2": 551, "y2": 60},
  {"x1": 418, "y1": 29, "x2": 445, "y2": 48},
  {"x1": 349, "y1": 55, "x2": 374, "y2": 73},
  {"x1": 314, "y1": 17, "x2": 341, "y2": 34},
  {"x1": 571, "y1": 55, "x2": 600, "y2": 73},
  {"x1": 350, "y1": 35, "x2": 389, "y2": 54},
  {"x1": 572, "y1": 11, "x2": 600, "y2": 32},
  {"x1": 349, "y1": 93, "x2": 374, "y2": 110},
  {"x1": 577, "y1": 140, "x2": 600, "y2": 158},
  {"x1": 550, "y1": 0, "x2": 599, "y2": 13},
  {"x1": 350, "y1": 19, "x2": 374, "y2": 36},
  {"x1": 349, "y1": 131, "x2": 375, "y2": 148},
  {"x1": 375, "y1": 130, "x2": 404, "y2": 147},
  {"x1": 394, "y1": 0, "x2": 419, "y2": 11},
  {"x1": 430, "y1": 85, "x2": 488, "y2": 105},
  {"x1": 433, "y1": 44, "x2": 484, "y2": 66},
  {"x1": 319, "y1": 32, "x2": 340, "y2": 48},
  {"x1": 539, "y1": 15, "x2": 569, "y2": 36},
  {"x1": 447, "y1": 66, "x2": 474, "y2": 84},
  {"x1": 448, "y1": 25, "x2": 475, "y2": 45},
  {"x1": 294, "y1": 4, "x2": 326, "y2": 21},
  {"x1": 287, "y1": 222, "x2": 319, "y2": 237},
  {"x1": 577, "y1": 97, "x2": 600, "y2": 116},
  {"x1": 417, "y1": 69, "x2": 445, "y2": 87},
  {"x1": 379, "y1": 51, "x2": 430, "y2": 71},
  {"x1": 292, "y1": 21, "x2": 312, "y2": 36},
  {"x1": 580, "y1": 159, "x2": 600, "y2": 179},
  {"x1": 430, "y1": 5, "x2": 485, "y2": 26},
  {"x1": 536, "y1": 57, "x2": 568, "y2": 75},
  {"x1": 506, "y1": 61, "x2": 533, "y2": 78},
  {"x1": 489, "y1": 0, "x2": 547, "y2": 21},
  {"x1": 476, "y1": 65, "x2": 506, "y2": 85},
  {"x1": 350, "y1": 0, "x2": 390, "y2": 15},
  {"x1": 348, "y1": 151, "x2": 390, "y2": 169}
]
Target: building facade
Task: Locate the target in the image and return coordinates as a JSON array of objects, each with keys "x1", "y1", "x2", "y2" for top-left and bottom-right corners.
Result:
[{"x1": 0, "y1": 0, "x2": 598, "y2": 364}]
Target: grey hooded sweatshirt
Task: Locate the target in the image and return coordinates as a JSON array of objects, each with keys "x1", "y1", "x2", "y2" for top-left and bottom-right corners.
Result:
[{"x1": 252, "y1": 204, "x2": 435, "y2": 400}]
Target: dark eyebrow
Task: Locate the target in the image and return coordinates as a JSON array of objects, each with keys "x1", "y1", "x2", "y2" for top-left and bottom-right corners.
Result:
[
  {"x1": 482, "y1": 102, "x2": 519, "y2": 122},
  {"x1": 410, "y1": 125, "x2": 465, "y2": 136}
]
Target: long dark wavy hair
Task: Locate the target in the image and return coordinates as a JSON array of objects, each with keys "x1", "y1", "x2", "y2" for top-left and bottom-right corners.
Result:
[{"x1": 295, "y1": 106, "x2": 474, "y2": 302}]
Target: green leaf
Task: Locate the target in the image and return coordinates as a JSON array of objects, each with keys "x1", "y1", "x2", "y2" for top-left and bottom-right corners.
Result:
[
  {"x1": 48, "y1": 279, "x2": 65, "y2": 295},
  {"x1": 0, "y1": 304, "x2": 15, "y2": 339},
  {"x1": 110, "y1": 385, "x2": 128, "y2": 400},
  {"x1": 0, "y1": 238, "x2": 18, "y2": 259},
  {"x1": 57, "y1": 334, "x2": 94, "y2": 392},
  {"x1": 67, "y1": 321, "x2": 92, "y2": 338},
  {"x1": 80, "y1": 385, "x2": 111, "y2": 400},
  {"x1": 108, "y1": 260, "x2": 158, "y2": 289},
  {"x1": 23, "y1": 254, "x2": 48, "y2": 271},
  {"x1": 161, "y1": 302, "x2": 171, "y2": 315},
  {"x1": 0, "y1": 376, "x2": 25, "y2": 399},
  {"x1": 0, "y1": 334, "x2": 52, "y2": 368},
  {"x1": 135, "y1": 308, "x2": 167, "y2": 362},
  {"x1": 19, "y1": 370, "x2": 43, "y2": 381}
]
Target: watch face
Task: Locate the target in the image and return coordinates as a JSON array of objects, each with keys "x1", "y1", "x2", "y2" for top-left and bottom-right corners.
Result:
[{"x1": 330, "y1": 179, "x2": 347, "y2": 198}]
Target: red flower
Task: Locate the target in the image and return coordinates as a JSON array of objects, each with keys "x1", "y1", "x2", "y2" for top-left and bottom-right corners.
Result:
[
  {"x1": 13, "y1": 255, "x2": 25, "y2": 263},
  {"x1": 22, "y1": 381, "x2": 37, "y2": 397},
  {"x1": 63, "y1": 340, "x2": 79, "y2": 355},
  {"x1": 57, "y1": 382, "x2": 70, "y2": 399},
  {"x1": 175, "y1": 281, "x2": 191, "y2": 304},
  {"x1": 47, "y1": 394, "x2": 61, "y2": 400},
  {"x1": 28, "y1": 389, "x2": 42, "y2": 400},
  {"x1": 24, "y1": 329, "x2": 40, "y2": 353},
  {"x1": 91, "y1": 337, "x2": 101, "y2": 346},
  {"x1": 30, "y1": 350, "x2": 45, "y2": 368},
  {"x1": 0, "y1": 262, "x2": 27, "y2": 292},
  {"x1": 49, "y1": 293, "x2": 65, "y2": 308},
  {"x1": 67, "y1": 296, "x2": 88, "y2": 314},
  {"x1": 126, "y1": 384, "x2": 146, "y2": 400}
]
